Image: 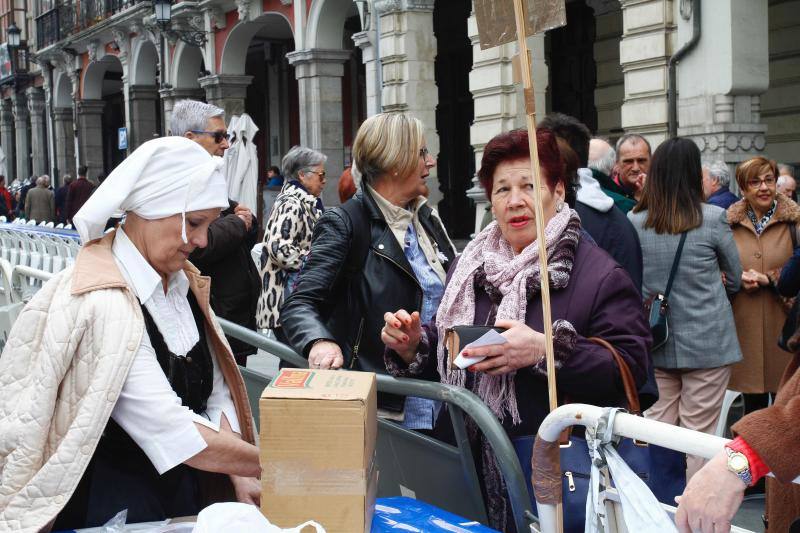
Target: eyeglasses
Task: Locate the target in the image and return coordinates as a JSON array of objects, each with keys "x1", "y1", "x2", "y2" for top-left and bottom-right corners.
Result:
[
  {"x1": 746, "y1": 176, "x2": 777, "y2": 189},
  {"x1": 306, "y1": 169, "x2": 327, "y2": 178},
  {"x1": 190, "y1": 130, "x2": 229, "y2": 143},
  {"x1": 419, "y1": 147, "x2": 430, "y2": 158}
]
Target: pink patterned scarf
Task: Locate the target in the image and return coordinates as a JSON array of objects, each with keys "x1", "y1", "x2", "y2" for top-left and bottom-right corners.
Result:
[{"x1": 436, "y1": 207, "x2": 579, "y2": 424}]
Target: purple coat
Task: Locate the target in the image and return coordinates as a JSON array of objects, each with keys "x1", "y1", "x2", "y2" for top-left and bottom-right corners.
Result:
[{"x1": 392, "y1": 236, "x2": 653, "y2": 438}]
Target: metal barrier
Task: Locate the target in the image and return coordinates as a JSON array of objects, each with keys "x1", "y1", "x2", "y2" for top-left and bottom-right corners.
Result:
[{"x1": 218, "y1": 317, "x2": 536, "y2": 532}]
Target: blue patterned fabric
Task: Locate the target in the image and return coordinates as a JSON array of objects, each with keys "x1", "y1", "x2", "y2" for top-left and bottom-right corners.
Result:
[{"x1": 401, "y1": 223, "x2": 445, "y2": 430}]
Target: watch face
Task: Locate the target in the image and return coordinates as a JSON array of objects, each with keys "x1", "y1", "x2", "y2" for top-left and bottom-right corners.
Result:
[{"x1": 729, "y1": 453, "x2": 748, "y2": 472}]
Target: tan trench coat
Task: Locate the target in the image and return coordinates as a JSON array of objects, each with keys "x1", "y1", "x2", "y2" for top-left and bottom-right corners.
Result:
[{"x1": 728, "y1": 193, "x2": 799, "y2": 393}]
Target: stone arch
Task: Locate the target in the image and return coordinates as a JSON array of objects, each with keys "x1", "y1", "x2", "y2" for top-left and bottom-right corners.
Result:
[
  {"x1": 130, "y1": 38, "x2": 159, "y2": 86},
  {"x1": 171, "y1": 41, "x2": 206, "y2": 89},
  {"x1": 53, "y1": 70, "x2": 73, "y2": 108},
  {"x1": 219, "y1": 12, "x2": 293, "y2": 75},
  {"x1": 82, "y1": 55, "x2": 123, "y2": 100},
  {"x1": 306, "y1": 0, "x2": 360, "y2": 49}
]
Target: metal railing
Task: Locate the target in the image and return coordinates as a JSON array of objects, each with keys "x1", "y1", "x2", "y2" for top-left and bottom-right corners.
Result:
[
  {"x1": 217, "y1": 317, "x2": 537, "y2": 533},
  {"x1": 35, "y1": 4, "x2": 76, "y2": 49}
]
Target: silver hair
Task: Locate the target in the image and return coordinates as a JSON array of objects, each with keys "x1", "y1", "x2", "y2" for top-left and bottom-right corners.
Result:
[
  {"x1": 169, "y1": 100, "x2": 225, "y2": 136},
  {"x1": 588, "y1": 139, "x2": 616, "y2": 176},
  {"x1": 703, "y1": 161, "x2": 731, "y2": 188},
  {"x1": 62, "y1": 173, "x2": 73, "y2": 184},
  {"x1": 36, "y1": 176, "x2": 46, "y2": 187},
  {"x1": 615, "y1": 133, "x2": 652, "y2": 160},
  {"x1": 282, "y1": 146, "x2": 328, "y2": 180},
  {"x1": 778, "y1": 175, "x2": 796, "y2": 188},
  {"x1": 778, "y1": 163, "x2": 795, "y2": 178}
]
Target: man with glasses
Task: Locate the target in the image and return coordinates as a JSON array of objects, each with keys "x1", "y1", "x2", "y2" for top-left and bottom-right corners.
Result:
[{"x1": 171, "y1": 100, "x2": 261, "y2": 365}]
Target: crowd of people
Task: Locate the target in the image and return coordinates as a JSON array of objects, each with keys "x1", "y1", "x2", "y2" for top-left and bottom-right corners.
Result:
[{"x1": 1, "y1": 98, "x2": 799, "y2": 533}]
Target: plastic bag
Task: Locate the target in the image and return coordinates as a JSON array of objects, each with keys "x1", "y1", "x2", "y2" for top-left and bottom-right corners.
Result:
[
  {"x1": 373, "y1": 497, "x2": 498, "y2": 532},
  {"x1": 584, "y1": 409, "x2": 677, "y2": 533},
  {"x1": 192, "y1": 503, "x2": 325, "y2": 533}
]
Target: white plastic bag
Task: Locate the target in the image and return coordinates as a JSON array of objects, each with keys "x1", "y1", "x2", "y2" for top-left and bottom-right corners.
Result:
[
  {"x1": 193, "y1": 503, "x2": 326, "y2": 533},
  {"x1": 584, "y1": 409, "x2": 677, "y2": 533}
]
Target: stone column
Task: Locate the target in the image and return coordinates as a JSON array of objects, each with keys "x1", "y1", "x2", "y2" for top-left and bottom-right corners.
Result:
[
  {"x1": 286, "y1": 48, "x2": 351, "y2": 207},
  {"x1": 619, "y1": 0, "x2": 676, "y2": 146},
  {"x1": 352, "y1": 30, "x2": 380, "y2": 117},
  {"x1": 160, "y1": 87, "x2": 205, "y2": 135},
  {"x1": 0, "y1": 99, "x2": 15, "y2": 183},
  {"x1": 77, "y1": 100, "x2": 106, "y2": 182},
  {"x1": 53, "y1": 108, "x2": 75, "y2": 180},
  {"x1": 26, "y1": 88, "x2": 48, "y2": 178},
  {"x1": 376, "y1": 0, "x2": 442, "y2": 205},
  {"x1": 128, "y1": 85, "x2": 160, "y2": 149},
  {"x1": 11, "y1": 92, "x2": 30, "y2": 183},
  {"x1": 464, "y1": 8, "x2": 548, "y2": 234},
  {"x1": 198, "y1": 74, "x2": 254, "y2": 119},
  {"x1": 675, "y1": 0, "x2": 769, "y2": 181}
]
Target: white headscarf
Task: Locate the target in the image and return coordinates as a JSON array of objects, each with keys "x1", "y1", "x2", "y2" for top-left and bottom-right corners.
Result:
[{"x1": 73, "y1": 136, "x2": 229, "y2": 244}]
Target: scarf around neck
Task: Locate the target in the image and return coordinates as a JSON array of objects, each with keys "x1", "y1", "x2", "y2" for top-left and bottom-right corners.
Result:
[{"x1": 436, "y1": 207, "x2": 581, "y2": 424}]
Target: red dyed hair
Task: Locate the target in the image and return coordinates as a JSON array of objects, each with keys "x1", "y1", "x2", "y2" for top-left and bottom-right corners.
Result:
[
  {"x1": 338, "y1": 167, "x2": 356, "y2": 203},
  {"x1": 478, "y1": 128, "x2": 563, "y2": 200}
]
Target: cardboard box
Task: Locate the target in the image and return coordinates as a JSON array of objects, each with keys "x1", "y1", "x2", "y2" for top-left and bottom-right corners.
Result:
[{"x1": 260, "y1": 369, "x2": 378, "y2": 533}]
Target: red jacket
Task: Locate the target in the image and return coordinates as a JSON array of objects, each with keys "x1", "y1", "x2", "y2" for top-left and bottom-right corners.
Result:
[{"x1": 65, "y1": 178, "x2": 95, "y2": 223}]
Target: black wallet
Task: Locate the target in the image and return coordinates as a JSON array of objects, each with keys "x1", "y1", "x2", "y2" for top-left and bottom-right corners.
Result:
[{"x1": 444, "y1": 325, "x2": 507, "y2": 369}]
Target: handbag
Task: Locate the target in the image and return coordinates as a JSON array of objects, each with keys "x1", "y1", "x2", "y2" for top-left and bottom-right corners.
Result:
[
  {"x1": 644, "y1": 232, "x2": 687, "y2": 351},
  {"x1": 513, "y1": 337, "x2": 686, "y2": 533}
]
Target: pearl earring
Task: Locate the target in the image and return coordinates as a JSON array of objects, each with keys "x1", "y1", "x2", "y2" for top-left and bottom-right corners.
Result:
[{"x1": 556, "y1": 202, "x2": 564, "y2": 212}]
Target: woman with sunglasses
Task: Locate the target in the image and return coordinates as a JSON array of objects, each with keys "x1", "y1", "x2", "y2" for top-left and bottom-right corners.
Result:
[
  {"x1": 280, "y1": 113, "x2": 456, "y2": 427},
  {"x1": 727, "y1": 157, "x2": 800, "y2": 411},
  {"x1": 256, "y1": 146, "x2": 327, "y2": 342}
]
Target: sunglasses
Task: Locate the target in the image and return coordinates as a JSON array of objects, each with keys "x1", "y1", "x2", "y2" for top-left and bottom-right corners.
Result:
[{"x1": 190, "y1": 130, "x2": 230, "y2": 143}]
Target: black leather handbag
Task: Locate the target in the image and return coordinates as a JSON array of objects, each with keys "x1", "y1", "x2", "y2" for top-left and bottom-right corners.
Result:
[{"x1": 644, "y1": 232, "x2": 687, "y2": 351}]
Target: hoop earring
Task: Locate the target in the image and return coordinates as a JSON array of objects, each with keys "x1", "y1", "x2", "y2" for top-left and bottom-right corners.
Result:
[{"x1": 556, "y1": 202, "x2": 564, "y2": 213}]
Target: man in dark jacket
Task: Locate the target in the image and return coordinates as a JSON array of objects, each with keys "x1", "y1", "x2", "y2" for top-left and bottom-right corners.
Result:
[
  {"x1": 54, "y1": 174, "x2": 73, "y2": 224},
  {"x1": 189, "y1": 200, "x2": 261, "y2": 365},
  {"x1": 539, "y1": 113, "x2": 643, "y2": 293},
  {"x1": 65, "y1": 166, "x2": 95, "y2": 223},
  {"x1": 703, "y1": 161, "x2": 739, "y2": 209}
]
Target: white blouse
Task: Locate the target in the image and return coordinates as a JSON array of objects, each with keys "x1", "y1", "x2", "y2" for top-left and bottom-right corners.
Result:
[{"x1": 110, "y1": 228, "x2": 241, "y2": 475}]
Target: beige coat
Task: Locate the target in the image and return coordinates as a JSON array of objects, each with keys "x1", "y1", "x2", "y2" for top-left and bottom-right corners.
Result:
[
  {"x1": 0, "y1": 231, "x2": 255, "y2": 533},
  {"x1": 728, "y1": 193, "x2": 800, "y2": 393}
]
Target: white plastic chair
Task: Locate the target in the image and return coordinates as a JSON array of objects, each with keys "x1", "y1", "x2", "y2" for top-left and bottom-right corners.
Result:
[
  {"x1": 45, "y1": 221, "x2": 55, "y2": 228},
  {"x1": 715, "y1": 389, "x2": 744, "y2": 438},
  {"x1": 26, "y1": 219, "x2": 36, "y2": 226},
  {"x1": 64, "y1": 223, "x2": 73, "y2": 230},
  {"x1": 55, "y1": 223, "x2": 64, "y2": 229},
  {"x1": 38, "y1": 221, "x2": 47, "y2": 227},
  {"x1": 0, "y1": 215, "x2": 6, "y2": 222}
]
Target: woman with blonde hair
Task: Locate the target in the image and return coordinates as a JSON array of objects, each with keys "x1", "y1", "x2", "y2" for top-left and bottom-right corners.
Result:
[
  {"x1": 727, "y1": 156, "x2": 800, "y2": 409},
  {"x1": 280, "y1": 113, "x2": 456, "y2": 427}
]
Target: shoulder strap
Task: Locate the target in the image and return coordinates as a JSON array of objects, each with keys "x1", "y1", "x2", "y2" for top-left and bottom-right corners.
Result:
[
  {"x1": 792, "y1": 223, "x2": 799, "y2": 250},
  {"x1": 664, "y1": 232, "x2": 688, "y2": 298},
  {"x1": 339, "y1": 197, "x2": 370, "y2": 275}
]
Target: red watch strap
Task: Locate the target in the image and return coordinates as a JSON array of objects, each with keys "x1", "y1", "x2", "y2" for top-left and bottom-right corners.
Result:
[{"x1": 726, "y1": 436, "x2": 770, "y2": 485}]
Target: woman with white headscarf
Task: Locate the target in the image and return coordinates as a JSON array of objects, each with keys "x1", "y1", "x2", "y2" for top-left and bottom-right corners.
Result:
[{"x1": 0, "y1": 137, "x2": 260, "y2": 532}]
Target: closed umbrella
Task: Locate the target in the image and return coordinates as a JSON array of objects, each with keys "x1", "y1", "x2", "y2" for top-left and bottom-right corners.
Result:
[{"x1": 229, "y1": 113, "x2": 259, "y2": 210}]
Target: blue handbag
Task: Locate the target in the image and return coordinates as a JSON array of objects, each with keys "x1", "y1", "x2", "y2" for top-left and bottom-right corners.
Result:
[{"x1": 514, "y1": 337, "x2": 686, "y2": 533}]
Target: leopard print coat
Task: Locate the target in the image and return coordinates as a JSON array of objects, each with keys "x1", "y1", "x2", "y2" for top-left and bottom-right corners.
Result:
[{"x1": 256, "y1": 181, "x2": 323, "y2": 329}]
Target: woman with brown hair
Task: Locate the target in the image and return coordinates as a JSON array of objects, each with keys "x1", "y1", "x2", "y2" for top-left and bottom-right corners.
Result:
[
  {"x1": 727, "y1": 156, "x2": 800, "y2": 408},
  {"x1": 628, "y1": 137, "x2": 743, "y2": 479}
]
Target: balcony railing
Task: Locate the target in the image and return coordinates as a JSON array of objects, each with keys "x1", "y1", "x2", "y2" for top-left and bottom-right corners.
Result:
[
  {"x1": 35, "y1": 0, "x2": 146, "y2": 50},
  {"x1": 35, "y1": 4, "x2": 75, "y2": 49}
]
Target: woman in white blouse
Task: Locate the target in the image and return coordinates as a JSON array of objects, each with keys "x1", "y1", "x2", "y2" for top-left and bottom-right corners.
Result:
[{"x1": 0, "y1": 137, "x2": 260, "y2": 531}]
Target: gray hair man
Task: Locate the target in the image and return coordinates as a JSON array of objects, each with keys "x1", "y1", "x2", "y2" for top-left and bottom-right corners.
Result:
[
  {"x1": 588, "y1": 138, "x2": 616, "y2": 176},
  {"x1": 615, "y1": 133, "x2": 652, "y2": 202},
  {"x1": 702, "y1": 161, "x2": 739, "y2": 209},
  {"x1": 777, "y1": 174, "x2": 797, "y2": 201},
  {"x1": 170, "y1": 100, "x2": 230, "y2": 157},
  {"x1": 281, "y1": 145, "x2": 329, "y2": 199},
  {"x1": 25, "y1": 174, "x2": 55, "y2": 223}
]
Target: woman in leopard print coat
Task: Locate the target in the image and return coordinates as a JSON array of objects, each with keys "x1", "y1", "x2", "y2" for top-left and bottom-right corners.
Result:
[{"x1": 256, "y1": 146, "x2": 327, "y2": 335}]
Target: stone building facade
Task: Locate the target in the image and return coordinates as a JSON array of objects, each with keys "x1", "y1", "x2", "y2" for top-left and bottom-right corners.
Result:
[{"x1": 1, "y1": 0, "x2": 798, "y2": 234}]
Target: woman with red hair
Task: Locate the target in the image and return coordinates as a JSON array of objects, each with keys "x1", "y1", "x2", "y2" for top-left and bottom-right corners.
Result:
[{"x1": 381, "y1": 128, "x2": 651, "y2": 531}]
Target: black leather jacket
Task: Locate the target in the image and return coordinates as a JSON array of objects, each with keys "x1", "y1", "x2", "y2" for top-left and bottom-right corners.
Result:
[{"x1": 281, "y1": 187, "x2": 456, "y2": 380}]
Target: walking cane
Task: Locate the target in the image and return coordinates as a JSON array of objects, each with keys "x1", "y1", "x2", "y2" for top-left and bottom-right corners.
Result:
[{"x1": 473, "y1": 1, "x2": 567, "y2": 531}]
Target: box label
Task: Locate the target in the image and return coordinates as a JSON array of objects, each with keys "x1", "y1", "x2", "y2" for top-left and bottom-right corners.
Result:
[{"x1": 271, "y1": 370, "x2": 316, "y2": 389}]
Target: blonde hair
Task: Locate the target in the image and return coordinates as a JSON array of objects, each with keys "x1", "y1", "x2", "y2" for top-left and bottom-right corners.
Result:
[
  {"x1": 736, "y1": 156, "x2": 778, "y2": 191},
  {"x1": 352, "y1": 113, "x2": 425, "y2": 185}
]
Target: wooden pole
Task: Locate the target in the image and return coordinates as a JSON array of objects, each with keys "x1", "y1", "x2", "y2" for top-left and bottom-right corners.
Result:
[{"x1": 510, "y1": 0, "x2": 563, "y2": 531}]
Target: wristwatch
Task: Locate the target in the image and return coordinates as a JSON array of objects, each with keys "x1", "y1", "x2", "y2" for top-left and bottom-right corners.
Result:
[{"x1": 725, "y1": 446, "x2": 753, "y2": 487}]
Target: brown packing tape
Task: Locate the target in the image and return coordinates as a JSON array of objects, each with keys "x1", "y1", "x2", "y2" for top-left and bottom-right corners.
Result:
[
  {"x1": 532, "y1": 435, "x2": 562, "y2": 505},
  {"x1": 524, "y1": 87, "x2": 536, "y2": 115},
  {"x1": 512, "y1": 50, "x2": 533, "y2": 85}
]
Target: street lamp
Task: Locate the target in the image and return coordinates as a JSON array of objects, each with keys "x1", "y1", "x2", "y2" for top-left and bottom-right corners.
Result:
[
  {"x1": 152, "y1": 0, "x2": 207, "y2": 47},
  {"x1": 6, "y1": 22, "x2": 20, "y2": 48}
]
